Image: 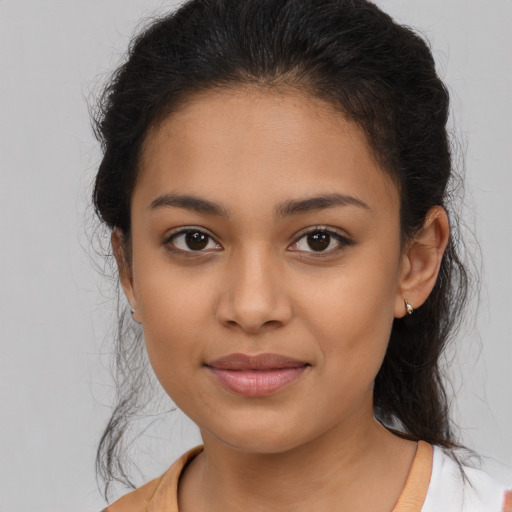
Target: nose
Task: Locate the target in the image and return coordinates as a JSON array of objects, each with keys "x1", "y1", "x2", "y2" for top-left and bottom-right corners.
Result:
[{"x1": 215, "y1": 247, "x2": 293, "y2": 334}]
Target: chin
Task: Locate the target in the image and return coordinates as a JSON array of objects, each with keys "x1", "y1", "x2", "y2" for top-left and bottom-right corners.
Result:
[
  {"x1": 201, "y1": 411, "x2": 319, "y2": 455},
  {"x1": 215, "y1": 431, "x2": 305, "y2": 455}
]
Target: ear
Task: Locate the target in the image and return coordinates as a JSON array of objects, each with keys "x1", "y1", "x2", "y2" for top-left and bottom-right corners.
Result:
[
  {"x1": 112, "y1": 229, "x2": 141, "y2": 322},
  {"x1": 394, "y1": 206, "x2": 450, "y2": 318}
]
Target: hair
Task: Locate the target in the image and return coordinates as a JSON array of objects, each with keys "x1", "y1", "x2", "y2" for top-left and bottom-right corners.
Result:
[{"x1": 92, "y1": 0, "x2": 469, "y2": 500}]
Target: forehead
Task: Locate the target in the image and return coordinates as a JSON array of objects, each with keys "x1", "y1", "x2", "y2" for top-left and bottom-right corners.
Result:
[{"x1": 136, "y1": 87, "x2": 399, "y2": 214}]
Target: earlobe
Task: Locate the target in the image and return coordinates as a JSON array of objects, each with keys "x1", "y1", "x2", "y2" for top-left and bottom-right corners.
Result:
[
  {"x1": 394, "y1": 206, "x2": 450, "y2": 318},
  {"x1": 112, "y1": 229, "x2": 140, "y2": 321}
]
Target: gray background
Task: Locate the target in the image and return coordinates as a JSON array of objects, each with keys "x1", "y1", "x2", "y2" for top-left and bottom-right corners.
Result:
[{"x1": 0, "y1": 0, "x2": 510, "y2": 510}]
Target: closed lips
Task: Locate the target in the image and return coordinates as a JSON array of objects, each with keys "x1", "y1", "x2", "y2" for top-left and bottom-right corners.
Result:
[{"x1": 205, "y1": 353, "x2": 309, "y2": 397}]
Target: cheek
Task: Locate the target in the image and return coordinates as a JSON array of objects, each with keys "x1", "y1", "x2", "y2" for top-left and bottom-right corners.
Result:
[
  {"x1": 132, "y1": 261, "x2": 217, "y2": 390},
  {"x1": 296, "y1": 249, "x2": 400, "y2": 376}
]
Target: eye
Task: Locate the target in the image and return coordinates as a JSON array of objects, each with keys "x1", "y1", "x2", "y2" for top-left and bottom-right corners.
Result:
[
  {"x1": 289, "y1": 228, "x2": 352, "y2": 254},
  {"x1": 166, "y1": 229, "x2": 221, "y2": 252}
]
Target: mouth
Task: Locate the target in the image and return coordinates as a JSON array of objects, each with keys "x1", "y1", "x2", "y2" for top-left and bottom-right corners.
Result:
[{"x1": 205, "y1": 353, "x2": 310, "y2": 397}]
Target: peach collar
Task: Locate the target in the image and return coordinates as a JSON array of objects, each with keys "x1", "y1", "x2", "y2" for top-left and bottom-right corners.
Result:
[
  {"x1": 108, "y1": 441, "x2": 433, "y2": 512},
  {"x1": 392, "y1": 441, "x2": 433, "y2": 512}
]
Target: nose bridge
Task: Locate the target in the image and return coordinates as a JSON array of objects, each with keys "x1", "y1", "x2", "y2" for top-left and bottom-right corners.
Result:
[{"x1": 216, "y1": 243, "x2": 291, "y2": 333}]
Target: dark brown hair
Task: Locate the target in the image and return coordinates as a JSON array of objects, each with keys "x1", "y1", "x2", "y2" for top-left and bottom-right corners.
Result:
[{"x1": 92, "y1": 0, "x2": 469, "y2": 499}]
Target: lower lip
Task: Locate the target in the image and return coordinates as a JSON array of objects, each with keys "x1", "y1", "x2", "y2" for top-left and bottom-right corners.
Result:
[{"x1": 207, "y1": 367, "x2": 308, "y2": 397}]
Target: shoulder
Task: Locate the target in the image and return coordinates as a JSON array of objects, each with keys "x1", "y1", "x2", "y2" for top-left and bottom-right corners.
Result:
[
  {"x1": 103, "y1": 476, "x2": 163, "y2": 512},
  {"x1": 103, "y1": 446, "x2": 204, "y2": 512},
  {"x1": 422, "y1": 445, "x2": 512, "y2": 512}
]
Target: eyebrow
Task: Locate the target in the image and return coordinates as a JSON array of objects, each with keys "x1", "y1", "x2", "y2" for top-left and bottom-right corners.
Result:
[
  {"x1": 148, "y1": 192, "x2": 369, "y2": 217},
  {"x1": 149, "y1": 193, "x2": 230, "y2": 217},
  {"x1": 274, "y1": 193, "x2": 370, "y2": 217}
]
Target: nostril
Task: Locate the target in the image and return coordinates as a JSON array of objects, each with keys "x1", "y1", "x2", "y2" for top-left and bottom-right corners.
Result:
[
  {"x1": 221, "y1": 318, "x2": 282, "y2": 334},
  {"x1": 262, "y1": 320, "x2": 281, "y2": 329}
]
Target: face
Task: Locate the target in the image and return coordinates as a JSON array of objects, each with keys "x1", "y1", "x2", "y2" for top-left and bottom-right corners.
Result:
[{"x1": 121, "y1": 88, "x2": 408, "y2": 454}]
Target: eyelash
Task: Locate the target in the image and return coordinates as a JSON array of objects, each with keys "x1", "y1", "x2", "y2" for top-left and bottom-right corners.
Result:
[
  {"x1": 163, "y1": 226, "x2": 353, "y2": 256},
  {"x1": 289, "y1": 227, "x2": 354, "y2": 256},
  {"x1": 163, "y1": 227, "x2": 221, "y2": 255}
]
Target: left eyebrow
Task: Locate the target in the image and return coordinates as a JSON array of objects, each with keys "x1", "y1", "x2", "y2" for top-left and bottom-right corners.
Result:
[{"x1": 274, "y1": 193, "x2": 370, "y2": 218}]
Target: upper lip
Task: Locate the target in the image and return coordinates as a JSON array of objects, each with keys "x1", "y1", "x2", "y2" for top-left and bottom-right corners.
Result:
[{"x1": 206, "y1": 353, "x2": 309, "y2": 371}]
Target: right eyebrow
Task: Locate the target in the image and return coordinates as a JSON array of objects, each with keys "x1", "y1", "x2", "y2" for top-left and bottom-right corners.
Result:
[{"x1": 148, "y1": 193, "x2": 230, "y2": 217}]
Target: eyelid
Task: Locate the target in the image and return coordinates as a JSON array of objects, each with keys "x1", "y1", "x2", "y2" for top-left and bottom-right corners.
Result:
[
  {"x1": 163, "y1": 226, "x2": 223, "y2": 253},
  {"x1": 288, "y1": 226, "x2": 354, "y2": 254}
]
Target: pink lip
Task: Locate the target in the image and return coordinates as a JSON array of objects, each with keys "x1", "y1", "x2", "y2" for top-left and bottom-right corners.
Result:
[{"x1": 206, "y1": 353, "x2": 309, "y2": 397}]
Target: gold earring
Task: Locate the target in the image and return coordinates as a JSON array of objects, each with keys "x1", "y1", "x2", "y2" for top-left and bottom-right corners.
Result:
[{"x1": 404, "y1": 298, "x2": 414, "y2": 315}]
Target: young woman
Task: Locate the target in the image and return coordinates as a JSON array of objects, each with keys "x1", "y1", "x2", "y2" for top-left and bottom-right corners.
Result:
[{"x1": 92, "y1": 0, "x2": 511, "y2": 510}]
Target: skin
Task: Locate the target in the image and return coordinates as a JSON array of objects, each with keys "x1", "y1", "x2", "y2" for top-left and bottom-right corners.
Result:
[{"x1": 114, "y1": 87, "x2": 449, "y2": 512}]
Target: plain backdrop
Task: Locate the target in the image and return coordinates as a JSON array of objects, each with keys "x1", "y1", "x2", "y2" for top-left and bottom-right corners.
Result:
[{"x1": 0, "y1": 1, "x2": 511, "y2": 510}]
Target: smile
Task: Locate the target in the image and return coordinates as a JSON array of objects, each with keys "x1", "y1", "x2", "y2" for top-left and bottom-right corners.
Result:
[{"x1": 205, "y1": 353, "x2": 310, "y2": 397}]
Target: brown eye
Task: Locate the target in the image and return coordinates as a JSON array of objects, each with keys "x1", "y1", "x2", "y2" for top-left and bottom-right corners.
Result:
[
  {"x1": 289, "y1": 228, "x2": 352, "y2": 255},
  {"x1": 307, "y1": 231, "x2": 331, "y2": 251},
  {"x1": 167, "y1": 229, "x2": 221, "y2": 253},
  {"x1": 185, "y1": 231, "x2": 209, "y2": 250}
]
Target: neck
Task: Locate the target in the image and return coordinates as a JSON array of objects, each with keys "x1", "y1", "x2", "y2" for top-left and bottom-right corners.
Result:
[{"x1": 178, "y1": 410, "x2": 417, "y2": 512}]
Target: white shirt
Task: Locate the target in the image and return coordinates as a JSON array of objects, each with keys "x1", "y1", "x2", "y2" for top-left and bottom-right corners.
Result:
[{"x1": 422, "y1": 446, "x2": 510, "y2": 512}]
